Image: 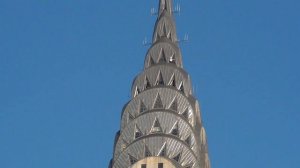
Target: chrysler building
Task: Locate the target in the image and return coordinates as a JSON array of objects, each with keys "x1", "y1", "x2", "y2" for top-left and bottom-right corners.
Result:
[{"x1": 109, "y1": 0, "x2": 211, "y2": 167}]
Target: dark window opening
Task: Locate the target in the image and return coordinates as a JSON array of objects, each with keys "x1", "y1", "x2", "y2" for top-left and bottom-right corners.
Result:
[
  {"x1": 128, "y1": 113, "x2": 134, "y2": 122},
  {"x1": 156, "y1": 72, "x2": 164, "y2": 86},
  {"x1": 158, "y1": 144, "x2": 166, "y2": 156},
  {"x1": 169, "y1": 99, "x2": 178, "y2": 111},
  {"x1": 171, "y1": 76, "x2": 176, "y2": 87},
  {"x1": 171, "y1": 122, "x2": 179, "y2": 136},
  {"x1": 153, "y1": 94, "x2": 163, "y2": 109},
  {"x1": 182, "y1": 108, "x2": 189, "y2": 120},
  {"x1": 140, "y1": 101, "x2": 147, "y2": 113},
  {"x1": 179, "y1": 83, "x2": 184, "y2": 93},
  {"x1": 136, "y1": 87, "x2": 141, "y2": 95},
  {"x1": 171, "y1": 129, "x2": 178, "y2": 136},
  {"x1": 129, "y1": 155, "x2": 138, "y2": 165},
  {"x1": 135, "y1": 131, "x2": 142, "y2": 139},
  {"x1": 135, "y1": 125, "x2": 143, "y2": 139},
  {"x1": 145, "y1": 77, "x2": 151, "y2": 89},
  {"x1": 149, "y1": 57, "x2": 155, "y2": 66},
  {"x1": 185, "y1": 136, "x2": 191, "y2": 146},
  {"x1": 173, "y1": 153, "x2": 181, "y2": 162},
  {"x1": 159, "y1": 49, "x2": 167, "y2": 63},
  {"x1": 151, "y1": 118, "x2": 162, "y2": 133},
  {"x1": 144, "y1": 145, "x2": 152, "y2": 157}
]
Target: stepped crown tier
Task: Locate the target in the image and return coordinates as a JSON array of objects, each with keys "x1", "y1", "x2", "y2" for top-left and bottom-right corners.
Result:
[{"x1": 109, "y1": 1, "x2": 211, "y2": 168}]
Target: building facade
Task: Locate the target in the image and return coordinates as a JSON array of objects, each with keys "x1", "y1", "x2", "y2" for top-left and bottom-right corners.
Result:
[{"x1": 109, "y1": 0, "x2": 211, "y2": 168}]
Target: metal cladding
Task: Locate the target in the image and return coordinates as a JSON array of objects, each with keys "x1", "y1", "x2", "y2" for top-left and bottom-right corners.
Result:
[{"x1": 109, "y1": 0, "x2": 211, "y2": 168}]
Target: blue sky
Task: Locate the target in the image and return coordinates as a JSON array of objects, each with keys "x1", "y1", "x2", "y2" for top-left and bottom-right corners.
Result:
[{"x1": 0, "y1": 0, "x2": 299, "y2": 167}]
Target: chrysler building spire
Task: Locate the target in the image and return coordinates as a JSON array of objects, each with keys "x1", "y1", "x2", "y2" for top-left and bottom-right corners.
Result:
[
  {"x1": 153, "y1": 0, "x2": 178, "y2": 44},
  {"x1": 158, "y1": 0, "x2": 173, "y2": 14},
  {"x1": 109, "y1": 1, "x2": 211, "y2": 168}
]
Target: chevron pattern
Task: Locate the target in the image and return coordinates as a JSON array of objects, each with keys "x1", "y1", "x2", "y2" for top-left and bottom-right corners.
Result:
[{"x1": 109, "y1": 1, "x2": 211, "y2": 168}]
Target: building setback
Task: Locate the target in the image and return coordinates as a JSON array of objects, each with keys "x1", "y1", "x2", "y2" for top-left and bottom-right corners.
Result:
[{"x1": 109, "y1": 0, "x2": 211, "y2": 168}]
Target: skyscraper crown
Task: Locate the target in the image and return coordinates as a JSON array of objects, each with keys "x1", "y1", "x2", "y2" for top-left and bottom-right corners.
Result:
[{"x1": 109, "y1": 1, "x2": 211, "y2": 168}]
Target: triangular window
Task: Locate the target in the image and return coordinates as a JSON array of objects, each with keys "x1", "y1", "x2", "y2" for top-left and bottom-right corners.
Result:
[
  {"x1": 156, "y1": 33, "x2": 160, "y2": 41},
  {"x1": 169, "y1": 98, "x2": 178, "y2": 112},
  {"x1": 137, "y1": 88, "x2": 141, "y2": 94},
  {"x1": 128, "y1": 154, "x2": 138, "y2": 165},
  {"x1": 179, "y1": 82, "x2": 185, "y2": 93},
  {"x1": 140, "y1": 101, "x2": 147, "y2": 113},
  {"x1": 153, "y1": 94, "x2": 163, "y2": 109},
  {"x1": 185, "y1": 135, "x2": 192, "y2": 146},
  {"x1": 145, "y1": 77, "x2": 151, "y2": 89},
  {"x1": 173, "y1": 153, "x2": 181, "y2": 162},
  {"x1": 128, "y1": 113, "x2": 134, "y2": 122},
  {"x1": 149, "y1": 56, "x2": 155, "y2": 66},
  {"x1": 182, "y1": 108, "x2": 189, "y2": 120},
  {"x1": 169, "y1": 74, "x2": 176, "y2": 87},
  {"x1": 184, "y1": 163, "x2": 194, "y2": 168},
  {"x1": 170, "y1": 122, "x2": 179, "y2": 136},
  {"x1": 158, "y1": 49, "x2": 167, "y2": 63},
  {"x1": 156, "y1": 71, "x2": 164, "y2": 86},
  {"x1": 134, "y1": 125, "x2": 143, "y2": 139},
  {"x1": 158, "y1": 143, "x2": 166, "y2": 156},
  {"x1": 144, "y1": 145, "x2": 152, "y2": 157},
  {"x1": 150, "y1": 118, "x2": 162, "y2": 133}
]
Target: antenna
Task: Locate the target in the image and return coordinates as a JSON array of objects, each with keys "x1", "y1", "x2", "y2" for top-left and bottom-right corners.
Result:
[
  {"x1": 173, "y1": 3, "x2": 181, "y2": 15},
  {"x1": 184, "y1": 34, "x2": 189, "y2": 41},
  {"x1": 151, "y1": 7, "x2": 158, "y2": 16},
  {"x1": 177, "y1": 33, "x2": 189, "y2": 43},
  {"x1": 151, "y1": 3, "x2": 181, "y2": 16},
  {"x1": 142, "y1": 37, "x2": 152, "y2": 46}
]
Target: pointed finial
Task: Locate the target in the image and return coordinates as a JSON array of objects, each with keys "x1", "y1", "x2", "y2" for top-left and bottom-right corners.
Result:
[{"x1": 159, "y1": 0, "x2": 174, "y2": 16}]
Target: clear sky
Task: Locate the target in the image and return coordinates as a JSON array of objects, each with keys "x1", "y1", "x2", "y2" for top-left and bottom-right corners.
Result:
[{"x1": 0, "y1": 0, "x2": 299, "y2": 168}]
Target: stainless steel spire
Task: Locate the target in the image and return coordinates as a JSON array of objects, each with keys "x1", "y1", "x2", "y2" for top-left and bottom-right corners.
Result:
[{"x1": 109, "y1": 1, "x2": 211, "y2": 167}]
